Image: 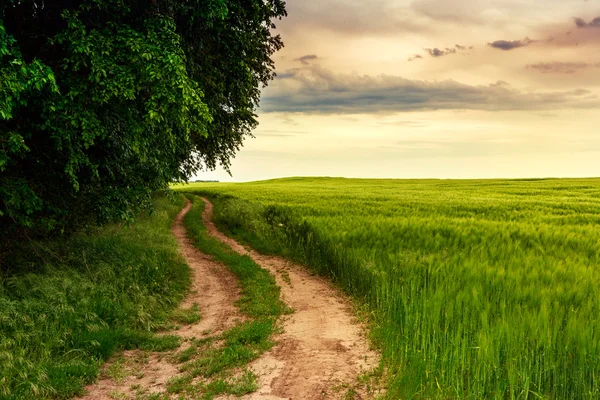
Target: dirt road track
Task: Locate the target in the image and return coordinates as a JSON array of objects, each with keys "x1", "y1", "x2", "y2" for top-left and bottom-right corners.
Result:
[
  {"x1": 171, "y1": 199, "x2": 241, "y2": 338},
  {"x1": 80, "y1": 198, "x2": 379, "y2": 399},
  {"x1": 202, "y1": 198, "x2": 380, "y2": 400}
]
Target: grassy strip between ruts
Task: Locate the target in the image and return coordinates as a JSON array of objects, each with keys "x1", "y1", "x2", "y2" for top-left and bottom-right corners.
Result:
[
  {"x1": 0, "y1": 193, "x2": 190, "y2": 400},
  {"x1": 162, "y1": 194, "x2": 290, "y2": 398}
]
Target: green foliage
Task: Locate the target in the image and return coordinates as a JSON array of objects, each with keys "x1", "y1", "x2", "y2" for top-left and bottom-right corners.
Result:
[
  {"x1": 0, "y1": 193, "x2": 189, "y2": 399},
  {"x1": 182, "y1": 177, "x2": 600, "y2": 399},
  {"x1": 179, "y1": 0, "x2": 287, "y2": 171},
  {"x1": 0, "y1": 22, "x2": 58, "y2": 227},
  {"x1": 0, "y1": 0, "x2": 286, "y2": 233}
]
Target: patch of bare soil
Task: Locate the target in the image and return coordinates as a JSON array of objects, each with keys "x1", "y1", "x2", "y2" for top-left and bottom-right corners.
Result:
[
  {"x1": 79, "y1": 199, "x2": 241, "y2": 400},
  {"x1": 202, "y1": 198, "x2": 380, "y2": 400}
]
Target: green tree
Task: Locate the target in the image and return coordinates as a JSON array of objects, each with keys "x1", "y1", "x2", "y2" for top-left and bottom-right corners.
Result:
[{"x1": 0, "y1": 0, "x2": 286, "y2": 233}]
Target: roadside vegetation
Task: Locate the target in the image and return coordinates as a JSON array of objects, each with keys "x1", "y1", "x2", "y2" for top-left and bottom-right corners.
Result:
[
  {"x1": 0, "y1": 193, "x2": 189, "y2": 400},
  {"x1": 181, "y1": 177, "x2": 600, "y2": 399}
]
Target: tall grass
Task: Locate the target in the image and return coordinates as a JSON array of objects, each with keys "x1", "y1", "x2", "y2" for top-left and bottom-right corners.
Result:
[
  {"x1": 179, "y1": 177, "x2": 600, "y2": 399},
  {"x1": 0, "y1": 193, "x2": 189, "y2": 400}
]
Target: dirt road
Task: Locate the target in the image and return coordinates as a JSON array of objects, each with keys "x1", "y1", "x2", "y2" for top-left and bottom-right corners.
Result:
[
  {"x1": 80, "y1": 198, "x2": 379, "y2": 399},
  {"x1": 202, "y1": 198, "x2": 379, "y2": 400}
]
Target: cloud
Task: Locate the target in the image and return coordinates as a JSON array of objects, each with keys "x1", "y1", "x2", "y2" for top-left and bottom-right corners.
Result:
[
  {"x1": 278, "y1": 115, "x2": 299, "y2": 125},
  {"x1": 489, "y1": 80, "x2": 510, "y2": 88},
  {"x1": 424, "y1": 44, "x2": 472, "y2": 58},
  {"x1": 574, "y1": 16, "x2": 600, "y2": 28},
  {"x1": 281, "y1": 0, "x2": 432, "y2": 37},
  {"x1": 488, "y1": 37, "x2": 536, "y2": 50},
  {"x1": 533, "y1": 14, "x2": 600, "y2": 48},
  {"x1": 409, "y1": 0, "x2": 554, "y2": 28},
  {"x1": 276, "y1": 69, "x2": 301, "y2": 79},
  {"x1": 280, "y1": 0, "x2": 600, "y2": 46},
  {"x1": 410, "y1": 0, "x2": 487, "y2": 25},
  {"x1": 294, "y1": 55, "x2": 319, "y2": 65},
  {"x1": 527, "y1": 61, "x2": 600, "y2": 73},
  {"x1": 376, "y1": 135, "x2": 600, "y2": 158},
  {"x1": 426, "y1": 47, "x2": 456, "y2": 57},
  {"x1": 254, "y1": 129, "x2": 307, "y2": 137},
  {"x1": 407, "y1": 44, "x2": 474, "y2": 61},
  {"x1": 375, "y1": 120, "x2": 430, "y2": 128},
  {"x1": 261, "y1": 66, "x2": 597, "y2": 114}
]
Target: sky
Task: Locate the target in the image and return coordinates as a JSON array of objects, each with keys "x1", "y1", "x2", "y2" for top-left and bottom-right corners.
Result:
[{"x1": 195, "y1": 0, "x2": 600, "y2": 182}]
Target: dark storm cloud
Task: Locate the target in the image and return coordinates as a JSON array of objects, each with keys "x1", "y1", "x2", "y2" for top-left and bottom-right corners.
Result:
[
  {"x1": 408, "y1": 54, "x2": 423, "y2": 61},
  {"x1": 574, "y1": 16, "x2": 600, "y2": 28},
  {"x1": 527, "y1": 61, "x2": 600, "y2": 73},
  {"x1": 488, "y1": 37, "x2": 536, "y2": 50},
  {"x1": 261, "y1": 66, "x2": 597, "y2": 114},
  {"x1": 294, "y1": 55, "x2": 319, "y2": 65}
]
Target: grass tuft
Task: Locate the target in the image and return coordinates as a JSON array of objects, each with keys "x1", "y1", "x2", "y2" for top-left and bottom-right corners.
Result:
[{"x1": 169, "y1": 303, "x2": 201, "y2": 325}]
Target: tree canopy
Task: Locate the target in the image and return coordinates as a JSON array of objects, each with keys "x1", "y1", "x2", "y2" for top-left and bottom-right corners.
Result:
[{"x1": 0, "y1": 0, "x2": 286, "y2": 233}]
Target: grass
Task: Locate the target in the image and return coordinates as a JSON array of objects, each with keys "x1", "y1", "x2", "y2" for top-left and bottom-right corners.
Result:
[
  {"x1": 0, "y1": 193, "x2": 190, "y2": 400},
  {"x1": 152, "y1": 194, "x2": 289, "y2": 399},
  {"x1": 177, "y1": 177, "x2": 600, "y2": 399},
  {"x1": 170, "y1": 303, "x2": 202, "y2": 326}
]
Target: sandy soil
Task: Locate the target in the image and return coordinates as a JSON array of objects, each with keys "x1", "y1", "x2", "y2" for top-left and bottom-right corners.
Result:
[
  {"x1": 202, "y1": 198, "x2": 380, "y2": 400},
  {"x1": 79, "y1": 199, "x2": 241, "y2": 399}
]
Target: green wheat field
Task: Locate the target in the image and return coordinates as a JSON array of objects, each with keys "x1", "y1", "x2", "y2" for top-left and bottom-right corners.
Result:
[{"x1": 181, "y1": 177, "x2": 600, "y2": 399}]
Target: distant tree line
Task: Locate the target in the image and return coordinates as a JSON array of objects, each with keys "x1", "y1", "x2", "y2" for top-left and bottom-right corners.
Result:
[{"x1": 0, "y1": 0, "x2": 285, "y2": 234}]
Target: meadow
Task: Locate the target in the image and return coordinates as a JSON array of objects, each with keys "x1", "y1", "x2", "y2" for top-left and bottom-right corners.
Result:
[{"x1": 181, "y1": 177, "x2": 600, "y2": 399}]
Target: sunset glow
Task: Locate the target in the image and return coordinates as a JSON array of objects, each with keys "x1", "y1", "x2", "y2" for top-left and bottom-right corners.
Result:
[{"x1": 196, "y1": 0, "x2": 600, "y2": 181}]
